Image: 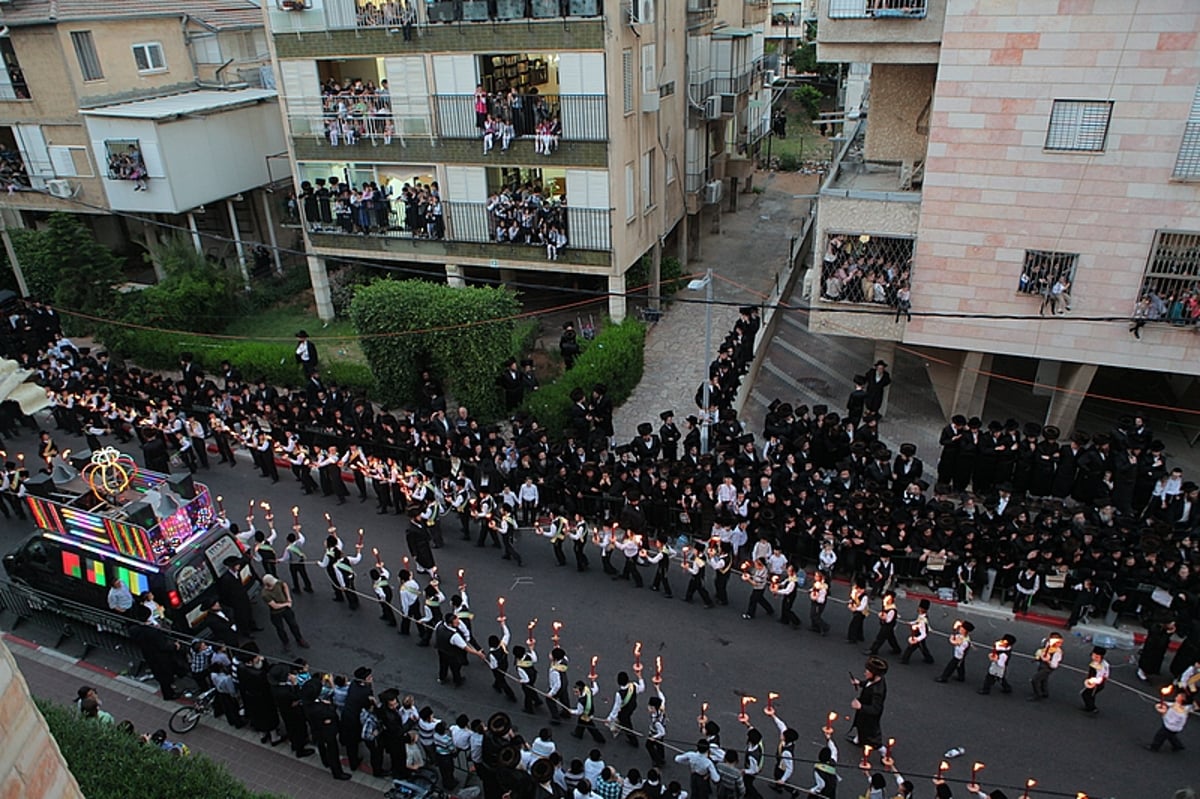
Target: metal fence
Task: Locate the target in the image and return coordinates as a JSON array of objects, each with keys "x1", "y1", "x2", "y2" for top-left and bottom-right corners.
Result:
[
  {"x1": 0, "y1": 579, "x2": 133, "y2": 660},
  {"x1": 828, "y1": 0, "x2": 927, "y2": 19},
  {"x1": 353, "y1": 0, "x2": 602, "y2": 27}
]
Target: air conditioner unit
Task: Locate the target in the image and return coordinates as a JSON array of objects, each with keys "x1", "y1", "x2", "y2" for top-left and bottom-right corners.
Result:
[
  {"x1": 704, "y1": 179, "x2": 723, "y2": 205},
  {"x1": 627, "y1": 0, "x2": 654, "y2": 24},
  {"x1": 764, "y1": 70, "x2": 777, "y2": 86},
  {"x1": 703, "y1": 95, "x2": 722, "y2": 120},
  {"x1": 720, "y1": 94, "x2": 737, "y2": 115},
  {"x1": 642, "y1": 91, "x2": 660, "y2": 113},
  {"x1": 686, "y1": 0, "x2": 713, "y2": 10},
  {"x1": 46, "y1": 179, "x2": 74, "y2": 199}
]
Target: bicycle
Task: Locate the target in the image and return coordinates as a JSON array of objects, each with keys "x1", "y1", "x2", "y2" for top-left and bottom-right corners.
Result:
[{"x1": 168, "y1": 687, "x2": 216, "y2": 734}]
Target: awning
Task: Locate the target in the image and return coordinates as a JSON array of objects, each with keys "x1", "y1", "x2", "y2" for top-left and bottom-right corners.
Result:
[
  {"x1": 713, "y1": 27, "x2": 756, "y2": 38},
  {"x1": 80, "y1": 89, "x2": 278, "y2": 121}
]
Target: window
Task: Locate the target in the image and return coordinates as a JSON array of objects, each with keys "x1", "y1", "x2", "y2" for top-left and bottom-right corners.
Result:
[
  {"x1": 133, "y1": 42, "x2": 167, "y2": 73},
  {"x1": 1045, "y1": 99, "x2": 1112, "y2": 152},
  {"x1": 622, "y1": 50, "x2": 634, "y2": 115},
  {"x1": 71, "y1": 31, "x2": 103, "y2": 81},
  {"x1": 1018, "y1": 250, "x2": 1078, "y2": 296},
  {"x1": 48, "y1": 145, "x2": 93, "y2": 178},
  {"x1": 625, "y1": 162, "x2": 635, "y2": 221},
  {"x1": 666, "y1": 156, "x2": 676, "y2": 184},
  {"x1": 642, "y1": 150, "x2": 654, "y2": 211},
  {"x1": 1138, "y1": 230, "x2": 1200, "y2": 311},
  {"x1": 1172, "y1": 85, "x2": 1200, "y2": 180},
  {"x1": 819, "y1": 233, "x2": 915, "y2": 305},
  {"x1": 641, "y1": 44, "x2": 656, "y2": 95}
]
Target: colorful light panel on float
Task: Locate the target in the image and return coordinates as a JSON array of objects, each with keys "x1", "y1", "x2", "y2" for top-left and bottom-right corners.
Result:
[{"x1": 25, "y1": 466, "x2": 217, "y2": 567}]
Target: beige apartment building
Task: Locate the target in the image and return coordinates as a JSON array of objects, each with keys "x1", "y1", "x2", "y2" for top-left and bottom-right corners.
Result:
[
  {"x1": 0, "y1": 0, "x2": 288, "y2": 285},
  {"x1": 810, "y1": 0, "x2": 1200, "y2": 431},
  {"x1": 266, "y1": 0, "x2": 770, "y2": 321}
]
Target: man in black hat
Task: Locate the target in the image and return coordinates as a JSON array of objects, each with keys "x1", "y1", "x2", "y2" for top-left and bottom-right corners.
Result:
[
  {"x1": 498, "y1": 358, "x2": 523, "y2": 411},
  {"x1": 900, "y1": 598, "x2": 935, "y2": 664},
  {"x1": 632, "y1": 422, "x2": 661, "y2": 462},
  {"x1": 846, "y1": 375, "x2": 867, "y2": 427},
  {"x1": 862, "y1": 360, "x2": 891, "y2": 417},
  {"x1": 560, "y1": 321, "x2": 581, "y2": 370},
  {"x1": 521, "y1": 359, "x2": 539, "y2": 396},
  {"x1": 295, "y1": 330, "x2": 319, "y2": 377},
  {"x1": 218, "y1": 555, "x2": 261, "y2": 635},
  {"x1": 892, "y1": 443, "x2": 923, "y2": 497},
  {"x1": 848, "y1": 656, "x2": 888, "y2": 747},
  {"x1": 937, "y1": 415, "x2": 966, "y2": 486},
  {"x1": 659, "y1": 411, "x2": 681, "y2": 462},
  {"x1": 341, "y1": 666, "x2": 375, "y2": 773}
]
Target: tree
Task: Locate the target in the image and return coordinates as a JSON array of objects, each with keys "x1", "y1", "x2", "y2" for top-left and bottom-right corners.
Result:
[
  {"x1": 11, "y1": 212, "x2": 122, "y2": 330},
  {"x1": 122, "y1": 235, "x2": 237, "y2": 333},
  {"x1": 349, "y1": 279, "x2": 521, "y2": 417},
  {"x1": 787, "y1": 41, "x2": 840, "y2": 82},
  {"x1": 792, "y1": 85, "x2": 824, "y2": 121}
]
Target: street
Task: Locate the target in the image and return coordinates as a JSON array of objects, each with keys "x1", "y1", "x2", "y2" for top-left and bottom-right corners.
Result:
[{"x1": 0, "y1": 432, "x2": 1193, "y2": 799}]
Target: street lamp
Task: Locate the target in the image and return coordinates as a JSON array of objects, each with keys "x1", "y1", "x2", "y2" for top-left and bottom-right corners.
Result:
[{"x1": 687, "y1": 269, "x2": 714, "y2": 455}]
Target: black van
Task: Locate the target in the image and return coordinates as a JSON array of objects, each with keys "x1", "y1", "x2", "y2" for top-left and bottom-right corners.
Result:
[{"x1": 3, "y1": 524, "x2": 258, "y2": 633}]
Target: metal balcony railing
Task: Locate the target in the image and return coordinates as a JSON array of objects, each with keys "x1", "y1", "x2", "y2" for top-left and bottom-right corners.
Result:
[
  {"x1": 354, "y1": 0, "x2": 602, "y2": 27},
  {"x1": 433, "y1": 94, "x2": 607, "y2": 141},
  {"x1": 305, "y1": 199, "x2": 612, "y2": 252},
  {"x1": 828, "y1": 0, "x2": 927, "y2": 19}
]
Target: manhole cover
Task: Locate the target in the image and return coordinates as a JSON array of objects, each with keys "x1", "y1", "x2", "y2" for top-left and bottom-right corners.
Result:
[{"x1": 798, "y1": 377, "x2": 831, "y2": 393}]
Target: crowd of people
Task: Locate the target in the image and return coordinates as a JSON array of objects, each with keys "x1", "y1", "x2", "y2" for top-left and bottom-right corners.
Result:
[
  {"x1": 486, "y1": 184, "x2": 570, "y2": 260},
  {"x1": 2, "y1": 297, "x2": 1199, "y2": 796},
  {"x1": 819, "y1": 235, "x2": 914, "y2": 322}
]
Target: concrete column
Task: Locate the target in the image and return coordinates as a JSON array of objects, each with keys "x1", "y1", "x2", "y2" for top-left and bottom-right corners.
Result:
[
  {"x1": 607, "y1": 274, "x2": 627, "y2": 322},
  {"x1": 227, "y1": 199, "x2": 250, "y2": 292},
  {"x1": 261, "y1": 190, "x2": 283, "y2": 275},
  {"x1": 648, "y1": 238, "x2": 662, "y2": 312},
  {"x1": 0, "y1": 209, "x2": 29, "y2": 297},
  {"x1": 307, "y1": 253, "x2": 335, "y2": 321},
  {"x1": 872, "y1": 340, "x2": 897, "y2": 417},
  {"x1": 690, "y1": 211, "x2": 702, "y2": 260},
  {"x1": 926, "y1": 349, "x2": 992, "y2": 421},
  {"x1": 677, "y1": 213, "x2": 689, "y2": 271},
  {"x1": 186, "y1": 212, "x2": 203, "y2": 255},
  {"x1": 445, "y1": 263, "x2": 465, "y2": 288},
  {"x1": 142, "y1": 220, "x2": 165, "y2": 282},
  {"x1": 1043, "y1": 361, "x2": 1098, "y2": 436},
  {"x1": 729, "y1": 177, "x2": 739, "y2": 213}
]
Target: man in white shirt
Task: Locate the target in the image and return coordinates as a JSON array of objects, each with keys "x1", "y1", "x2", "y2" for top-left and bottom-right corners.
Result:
[{"x1": 674, "y1": 740, "x2": 719, "y2": 799}]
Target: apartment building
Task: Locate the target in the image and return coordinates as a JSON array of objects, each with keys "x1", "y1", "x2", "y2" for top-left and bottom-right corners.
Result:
[
  {"x1": 809, "y1": 0, "x2": 1200, "y2": 430},
  {"x1": 0, "y1": 0, "x2": 287, "y2": 284},
  {"x1": 267, "y1": 0, "x2": 768, "y2": 320}
]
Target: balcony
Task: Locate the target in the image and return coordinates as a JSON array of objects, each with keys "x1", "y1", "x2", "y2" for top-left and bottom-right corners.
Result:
[
  {"x1": 828, "y1": 0, "x2": 926, "y2": 19},
  {"x1": 0, "y1": 40, "x2": 31, "y2": 101},
  {"x1": 816, "y1": 0, "x2": 942, "y2": 63},
  {"x1": 432, "y1": 94, "x2": 606, "y2": 141},
  {"x1": 306, "y1": 200, "x2": 612, "y2": 267}
]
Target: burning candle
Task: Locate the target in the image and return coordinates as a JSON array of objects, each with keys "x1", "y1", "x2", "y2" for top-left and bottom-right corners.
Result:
[
  {"x1": 700, "y1": 701, "x2": 709, "y2": 720},
  {"x1": 552, "y1": 621, "x2": 563, "y2": 645},
  {"x1": 216, "y1": 495, "x2": 225, "y2": 514},
  {"x1": 634, "y1": 641, "x2": 643, "y2": 668},
  {"x1": 357, "y1": 528, "x2": 364, "y2": 548},
  {"x1": 860, "y1": 745, "x2": 872, "y2": 770},
  {"x1": 971, "y1": 763, "x2": 985, "y2": 783},
  {"x1": 458, "y1": 569, "x2": 466, "y2": 590},
  {"x1": 589, "y1": 656, "x2": 599, "y2": 680},
  {"x1": 738, "y1": 696, "x2": 757, "y2": 722},
  {"x1": 767, "y1": 692, "x2": 779, "y2": 712},
  {"x1": 527, "y1": 618, "x2": 537, "y2": 644},
  {"x1": 653, "y1": 656, "x2": 663, "y2": 684},
  {"x1": 881, "y1": 738, "x2": 895, "y2": 767},
  {"x1": 937, "y1": 761, "x2": 950, "y2": 781},
  {"x1": 1021, "y1": 779, "x2": 1037, "y2": 799},
  {"x1": 291, "y1": 506, "x2": 299, "y2": 525},
  {"x1": 498, "y1": 597, "x2": 506, "y2": 621},
  {"x1": 324, "y1": 512, "x2": 332, "y2": 525},
  {"x1": 372, "y1": 547, "x2": 381, "y2": 564},
  {"x1": 249, "y1": 498, "x2": 255, "y2": 516},
  {"x1": 1160, "y1": 685, "x2": 1174, "y2": 698},
  {"x1": 822, "y1": 711, "x2": 837, "y2": 736}
]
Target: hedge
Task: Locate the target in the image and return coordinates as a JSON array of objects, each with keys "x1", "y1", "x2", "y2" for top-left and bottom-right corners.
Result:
[
  {"x1": 36, "y1": 700, "x2": 285, "y2": 799},
  {"x1": 520, "y1": 317, "x2": 645, "y2": 436},
  {"x1": 99, "y1": 326, "x2": 376, "y2": 397},
  {"x1": 350, "y1": 279, "x2": 521, "y2": 418}
]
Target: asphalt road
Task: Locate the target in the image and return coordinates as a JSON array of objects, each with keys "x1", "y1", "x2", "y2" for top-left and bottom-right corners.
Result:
[{"x1": 1, "y1": 434, "x2": 1194, "y2": 799}]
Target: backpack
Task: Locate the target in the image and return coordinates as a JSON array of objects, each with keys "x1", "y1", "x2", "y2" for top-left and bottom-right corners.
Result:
[{"x1": 361, "y1": 708, "x2": 380, "y2": 742}]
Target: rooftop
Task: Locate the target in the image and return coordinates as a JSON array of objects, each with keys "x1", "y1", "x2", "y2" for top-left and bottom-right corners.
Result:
[{"x1": 0, "y1": 0, "x2": 264, "y2": 30}]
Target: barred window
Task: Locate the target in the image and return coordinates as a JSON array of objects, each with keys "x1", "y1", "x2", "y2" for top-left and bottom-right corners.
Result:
[
  {"x1": 1172, "y1": 84, "x2": 1200, "y2": 180},
  {"x1": 819, "y1": 232, "x2": 914, "y2": 306},
  {"x1": 622, "y1": 50, "x2": 634, "y2": 115},
  {"x1": 1017, "y1": 250, "x2": 1077, "y2": 296},
  {"x1": 1138, "y1": 230, "x2": 1200, "y2": 306},
  {"x1": 1045, "y1": 99, "x2": 1112, "y2": 152}
]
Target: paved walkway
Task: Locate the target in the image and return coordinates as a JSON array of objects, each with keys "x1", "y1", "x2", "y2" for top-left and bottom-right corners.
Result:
[
  {"x1": 614, "y1": 171, "x2": 816, "y2": 441},
  {"x1": 4, "y1": 634, "x2": 385, "y2": 799}
]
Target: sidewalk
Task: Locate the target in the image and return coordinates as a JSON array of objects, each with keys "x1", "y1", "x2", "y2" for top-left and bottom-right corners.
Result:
[
  {"x1": 614, "y1": 170, "x2": 817, "y2": 441},
  {"x1": 3, "y1": 634, "x2": 385, "y2": 799}
]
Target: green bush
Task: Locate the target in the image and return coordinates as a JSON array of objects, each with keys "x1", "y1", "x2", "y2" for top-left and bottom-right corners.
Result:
[
  {"x1": 509, "y1": 319, "x2": 538, "y2": 361},
  {"x1": 99, "y1": 326, "x2": 375, "y2": 396},
  {"x1": 625, "y1": 254, "x2": 685, "y2": 297},
  {"x1": 350, "y1": 280, "x2": 521, "y2": 416},
  {"x1": 520, "y1": 317, "x2": 645, "y2": 436},
  {"x1": 328, "y1": 263, "x2": 377, "y2": 317},
  {"x1": 36, "y1": 700, "x2": 285, "y2": 799},
  {"x1": 122, "y1": 237, "x2": 239, "y2": 334}
]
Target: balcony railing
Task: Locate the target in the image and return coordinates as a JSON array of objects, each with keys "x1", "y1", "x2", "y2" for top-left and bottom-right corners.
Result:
[
  {"x1": 828, "y1": 0, "x2": 927, "y2": 19},
  {"x1": 303, "y1": 199, "x2": 611, "y2": 252},
  {"x1": 354, "y1": 0, "x2": 601, "y2": 28},
  {"x1": 433, "y1": 94, "x2": 607, "y2": 141}
]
